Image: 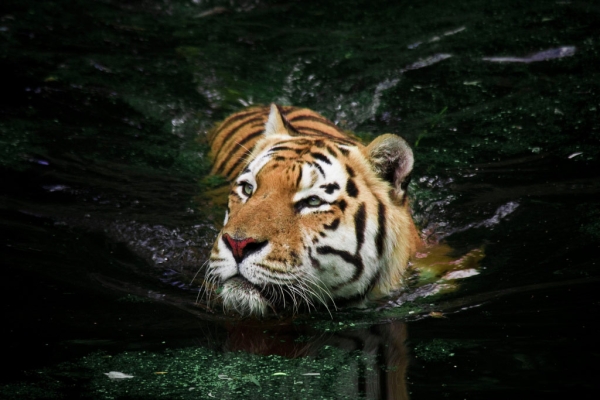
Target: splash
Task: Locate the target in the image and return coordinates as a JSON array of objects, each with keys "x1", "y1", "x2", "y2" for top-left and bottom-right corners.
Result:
[{"x1": 483, "y1": 46, "x2": 576, "y2": 63}]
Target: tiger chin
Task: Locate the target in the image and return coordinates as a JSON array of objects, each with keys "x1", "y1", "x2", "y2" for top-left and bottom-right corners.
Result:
[{"x1": 204, "y1": 104, "x2": 421, "y2": 317}]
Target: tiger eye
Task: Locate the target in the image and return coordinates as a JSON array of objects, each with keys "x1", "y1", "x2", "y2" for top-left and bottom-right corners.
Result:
[
  {"x1": 243, "y1": 182, "x2": 253, "y2": 196},
  {"x1": 307, "y1": 196, "x2": 322, "y2": 207}
]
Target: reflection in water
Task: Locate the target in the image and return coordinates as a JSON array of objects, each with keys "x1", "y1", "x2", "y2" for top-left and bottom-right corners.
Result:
[{"x1": 225, "y1": 320, "x2": 409, "y2": 400}]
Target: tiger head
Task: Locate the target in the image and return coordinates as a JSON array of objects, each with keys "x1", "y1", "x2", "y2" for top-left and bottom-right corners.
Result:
[{"x1": 206, "y1": 105, "x2": 419, "y2": 316}]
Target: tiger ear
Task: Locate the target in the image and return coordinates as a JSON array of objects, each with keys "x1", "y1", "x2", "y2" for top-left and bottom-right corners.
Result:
[
  {"x1": 365, "y1": 134, "x2": 414, "y2": 198},
  {"x1": 264, "y1": 104, "x2": 298, "y2": 136}
]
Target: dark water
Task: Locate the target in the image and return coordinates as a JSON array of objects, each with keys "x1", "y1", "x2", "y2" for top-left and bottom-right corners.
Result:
[{"x1": 2, "y1": 0, "x2": 600, "y2": 398}]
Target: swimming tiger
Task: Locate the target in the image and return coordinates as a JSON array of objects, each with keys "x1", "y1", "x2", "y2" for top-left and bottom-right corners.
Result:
[{"x1": 204, "y1": 104, "x2": 420, "y2": 316}]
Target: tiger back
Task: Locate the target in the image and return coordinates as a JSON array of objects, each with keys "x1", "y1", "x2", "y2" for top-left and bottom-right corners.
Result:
[{"x1": 206, "y1": 104, "x2": 420, "y2": 316}]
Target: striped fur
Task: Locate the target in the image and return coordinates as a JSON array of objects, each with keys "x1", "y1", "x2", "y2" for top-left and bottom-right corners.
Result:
[{"x1": 205, "y1": 104, "x2": 420, "y2": 316}]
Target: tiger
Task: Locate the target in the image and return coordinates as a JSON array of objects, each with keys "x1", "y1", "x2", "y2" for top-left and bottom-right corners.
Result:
[{"x1": 204, "y1": 104, "x2": 420, "y2": 316}]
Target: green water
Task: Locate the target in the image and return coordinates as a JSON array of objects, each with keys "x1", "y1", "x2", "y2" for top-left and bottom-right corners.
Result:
[{"x1": 1, "y1": 0, "x2": 599, "y2": 398}]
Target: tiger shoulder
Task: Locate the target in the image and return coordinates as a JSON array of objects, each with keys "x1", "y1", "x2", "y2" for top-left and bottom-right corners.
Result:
[{"x1": 204, "y1": 104, "x2": 421, "y2": 317}]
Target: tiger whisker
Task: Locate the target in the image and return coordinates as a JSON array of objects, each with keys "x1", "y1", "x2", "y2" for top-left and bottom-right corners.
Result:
[
  {"x1": 286, "y1": 284, "x2": 301, "y2": 314},
  {"x1": 205, "y1": 269, "x2": 222, "y2": 307},
  {"x1": 202, "y1": 272, "x2": 213, "y2": 305},
  {"x1": 277, "y1": 284, "x2": 286, "y2": 309},
  {"x1": 190, "y1": 259, "x2": 208, "y2": 286},
  {"x1": 298, "y1": 277, "x2": 332, "y2": 317},
  {"x1": 235, "y1": 141, "x2": 252, "y2": 155},
  {"x1": 199, "y1": 274, "x2": 213, "y2": 305},
  {"x1": 235, "y1": 142, "x2": 256, "y2": 167},
  {"x1": 292, "y1": 280, "x2": 314, "y2": 312},
  {"x1": 290, "y1": 283, "x2": 315, "y2": 313},
  {"x1": 302, "y1": 283, "x2": 328, "y2": 313},
  {"x1": 302, "y1": 272, "x2": 338, "y2": 312},
  {"x1": 192, "y1": 259, "x2": 210, "y2": 303}
]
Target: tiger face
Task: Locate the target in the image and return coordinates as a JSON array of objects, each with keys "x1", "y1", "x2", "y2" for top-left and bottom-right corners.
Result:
[{"x1": 206, "y1": 105, "x2": 419, "y2": 316}]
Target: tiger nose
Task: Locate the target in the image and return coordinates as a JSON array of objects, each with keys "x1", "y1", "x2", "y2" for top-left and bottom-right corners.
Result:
[{"x1": 222, "y1": 233, "x2": 268, "y2": 264}]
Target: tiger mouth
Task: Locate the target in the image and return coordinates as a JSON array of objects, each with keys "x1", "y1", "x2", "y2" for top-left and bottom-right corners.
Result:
[
  {"x1": 223, "y1": 275, "x2": 259, "y2": 292},
  {"x1": 221, "y1": 275, "x2": 305, "y2": 314},
  {"x1": 223, "y1": 275, "x2": 280, "y2": 302},
  {"x1": 220, "y1": 275, "x2": 274, "y2": 314}
]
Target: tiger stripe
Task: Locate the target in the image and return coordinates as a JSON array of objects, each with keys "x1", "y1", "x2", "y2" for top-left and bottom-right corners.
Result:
[
  {"x1": 375, "y1": 200, "x2": 387, "y2": 257},
  {"x1": 311, "y1": 162, "x2": 326, "y2": 177},
  {"x1": 208, "y1": 108, "x2": 264, "y2": 144},
  {"x1": 310, "y1": 152, "x2": 332, "y2": 165},
  {"x1": 214, "y1": 125, "x2": 265, "y2": 176},
  {"x1": 317, "y1": 202, "x2": 367, "y2": 292},
  {"x1": 346, "y1": 178, "x2": 359, "y2": 197}
]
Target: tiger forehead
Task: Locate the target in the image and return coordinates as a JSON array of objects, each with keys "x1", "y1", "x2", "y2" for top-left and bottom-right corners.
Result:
[
  {"x1": 252, "y1": 140, "x2": 352, "y2": 189},
  {"x1": 268, "y1": 137, "x2": 353, "y2": 158},
  {"x1": 254, "y1": 160, "x2": 303, "y2": 189},
  {"x1": 265, "y1": 140, "x2": 354, "y2": 167}
]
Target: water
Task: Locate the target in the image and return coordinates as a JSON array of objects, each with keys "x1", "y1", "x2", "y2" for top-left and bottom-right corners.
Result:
[{"x1": 1, "y1": 0, "x2": 599, "y2": 398}]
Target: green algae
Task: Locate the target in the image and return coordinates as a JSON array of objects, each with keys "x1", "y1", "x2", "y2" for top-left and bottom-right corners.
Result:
[
  {"x1": 412, "y1": 339, "x2": 464, "y2": 362},
  {"x1": 0, "y1": 345, "x2": 377, "y2": 400}
]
